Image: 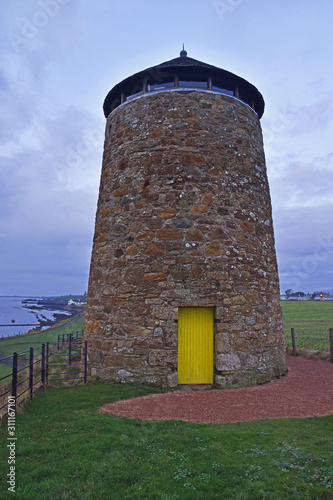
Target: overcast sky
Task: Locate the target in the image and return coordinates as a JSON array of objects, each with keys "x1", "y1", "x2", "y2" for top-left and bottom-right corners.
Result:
[{"x1": 0, "y1": 0, "x2": 332, "y2": 296}]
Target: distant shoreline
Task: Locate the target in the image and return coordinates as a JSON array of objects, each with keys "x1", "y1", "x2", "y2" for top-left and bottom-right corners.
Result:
[
  {"x1": 0, "y1": 312, "x2": 85, "y2": 342},
  {"x1": 0, "y1": 296, "x2": 86, "y2": 338},
  {"x1": 22, "y1": 298, "x2": 86, "y2": 330}
]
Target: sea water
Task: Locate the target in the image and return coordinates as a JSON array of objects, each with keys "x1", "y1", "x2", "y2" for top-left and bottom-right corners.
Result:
[{"x1": 0, "y1": 296, "x2": 71, "y2": 338}]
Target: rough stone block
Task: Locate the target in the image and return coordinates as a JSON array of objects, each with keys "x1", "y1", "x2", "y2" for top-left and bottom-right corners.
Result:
[
  {"x1": 117, "y1": 369, "x2": 134, "y2": 379},
  {"x1": 187, "y1": 228, "x2": 204, "y2": 241},
  {"x1": 205, "y1": 242, "x2": 221, "y2": 257},
  {"x1": 158, "y1": 207, "x2": 177, "y2": 219},
  {"x1": 167, "y1": 372, "x2": 178, "y2": 387},
  {"x1": 173, "y1": 218, "x2": 193, "y2": 228},
  {"x1": 144, "y1": 272, "x2": 168, "y2": 281},
  {"x1": 190, "y1": 205, "x2": 209, "y2": 214},
  {"x1": 156, "y1": 229, "x2": 182, "y2": 240},
  {"x1": 144, "y1": 243, "x2": 165, "y2": 256},
  {"x1": 216, "y1": 353, "x2": 242, "y2": 372},
  {"x1": 153, "y1": 327, "x2": 164, "y2": 337},
  {"x1": 149, "y1": 349, "x2": 176, "y2": 367},
  {"x1": 126, "y1": 244, "x2": 138, "y2": 256},
  {"x1": 114, "y1": 186, "x2": 128, "y2": 197}
]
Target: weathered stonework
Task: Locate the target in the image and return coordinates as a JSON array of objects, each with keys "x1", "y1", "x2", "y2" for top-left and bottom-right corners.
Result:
[{"x1": 84, "y1": 71, "x2": 287, "y2": 388}]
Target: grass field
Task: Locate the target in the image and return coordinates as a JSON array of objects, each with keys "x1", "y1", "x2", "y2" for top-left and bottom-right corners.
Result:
[
  {"x1": 0, "y1": 382, "x2": 332, "y2": 499},
  {"x1": 281, "y1": 300, "x2": 333, "y2": 351}
]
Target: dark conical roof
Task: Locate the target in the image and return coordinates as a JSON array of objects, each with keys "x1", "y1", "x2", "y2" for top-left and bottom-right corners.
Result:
[
  {"x1": 103, "y1": 53, "x2": 265, "y2": 118},
  {"x1": 155, "y1": 55, "x2": 221, "y2": 69}
]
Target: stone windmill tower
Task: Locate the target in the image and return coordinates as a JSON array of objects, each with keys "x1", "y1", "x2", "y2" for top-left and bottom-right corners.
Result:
[{"x1": 84, "y1": 48, "x2": 287, "y2": 388}]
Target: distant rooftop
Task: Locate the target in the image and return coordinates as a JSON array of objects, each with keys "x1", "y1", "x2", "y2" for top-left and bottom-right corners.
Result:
[{"x1": 103, "y1": 49, "x2": 265, "y2": 118}]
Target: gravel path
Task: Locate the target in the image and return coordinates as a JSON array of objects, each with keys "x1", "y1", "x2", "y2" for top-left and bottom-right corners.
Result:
[{"x1": 101, "y1": 356, "x2": 333, "y2": 423}]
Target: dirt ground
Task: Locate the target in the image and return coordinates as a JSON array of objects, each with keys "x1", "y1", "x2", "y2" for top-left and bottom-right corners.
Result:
[{"x1": 101, "y1": 356, "x2": 333, "y2": 424}]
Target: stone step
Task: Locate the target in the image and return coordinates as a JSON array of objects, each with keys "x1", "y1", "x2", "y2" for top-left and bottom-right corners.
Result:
[{"x1": 177, "y1": 384, "x2": 214, "y2": 391}]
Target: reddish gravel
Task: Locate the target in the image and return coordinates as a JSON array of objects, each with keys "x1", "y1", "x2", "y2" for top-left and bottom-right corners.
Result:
[{"x1": 101, "y1": 356, "x2": 333, "y2": 423}]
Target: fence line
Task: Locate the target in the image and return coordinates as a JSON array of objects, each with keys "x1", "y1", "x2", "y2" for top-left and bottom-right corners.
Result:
[
  {"x1": 57, "y1": 330, "x2": 82, "y2": 350},
  {"x1": 289, "y1": 327, "x2": 333, "y2": 362},
  {"x1": 0, "y1": 332, "x2": 87, "y2": 420}
]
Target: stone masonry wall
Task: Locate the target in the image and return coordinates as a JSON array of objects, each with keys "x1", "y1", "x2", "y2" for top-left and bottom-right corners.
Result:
[{"x1": 84, "y1": 90, "x2": 287, "y2": 388}]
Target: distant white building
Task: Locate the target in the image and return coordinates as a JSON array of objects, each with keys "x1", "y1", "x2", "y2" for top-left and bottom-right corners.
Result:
[{"x1": 68, "y1": 299, "x2": 82, "y2": 306}]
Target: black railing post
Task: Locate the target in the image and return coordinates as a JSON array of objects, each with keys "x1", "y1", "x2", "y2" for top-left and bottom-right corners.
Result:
[
  {"x1": 41, "y1": 344, "x2": 45, "y2": 386},
  {"x1": 12, "y1": 353, "x2": 18, "y2": 409},
  {"x1": 68, "y1": 333, "x2": 72, "y2": 365},
  {"x1": 29, "y1": 347, "x2": 34, "y2": 399},
  {"x1": 46, "y1": 342, "x2": 49, "y2": 383},
  {"x1": 291, "y1": 328, "x2": 297, "y2": 356},
  {"x1": 329, "y1": 328, "x2": 333, "y2": 363},
  {"x1": 84, "y1": 340, "x2": 88, "y2": 383}
]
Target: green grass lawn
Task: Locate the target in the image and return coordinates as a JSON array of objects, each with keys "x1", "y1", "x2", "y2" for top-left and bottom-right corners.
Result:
[
  {"x1": 281, "y1": 301, "x2": 333, "y2": 351},
  {"x1": 0, "y1": 382, "x2": 332, "y2": 499},
  {"x1": 0, "y1": 364, "x2": 11, "y2": 380}
]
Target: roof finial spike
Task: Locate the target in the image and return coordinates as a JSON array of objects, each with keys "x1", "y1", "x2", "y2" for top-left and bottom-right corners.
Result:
[{"x1": 180, "y1": 44, "x2": 187, "y2": 57}]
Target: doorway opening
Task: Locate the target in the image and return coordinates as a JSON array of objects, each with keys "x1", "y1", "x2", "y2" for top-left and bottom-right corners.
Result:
[{"x1": 178, "y1": 307, "x2": 214, "y2": 384}]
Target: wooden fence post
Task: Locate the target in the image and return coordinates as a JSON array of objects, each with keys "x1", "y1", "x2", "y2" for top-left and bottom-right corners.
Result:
[
  {"x1": 291, "y1": 328, "x2": 297, "y2": 356},
  {"x1": 29, "y1": 347, "x2": 34, "y2": 399},
  {"x1": 329, "y1": 328, "x2": 333, "y2": 363}
]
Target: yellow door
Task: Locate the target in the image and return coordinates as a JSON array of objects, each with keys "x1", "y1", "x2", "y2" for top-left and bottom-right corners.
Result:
[{"x1": 178, "y1": 307, "x2": 214, "y2": 384}]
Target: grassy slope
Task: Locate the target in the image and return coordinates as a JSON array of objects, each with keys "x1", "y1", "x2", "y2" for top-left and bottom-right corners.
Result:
[
  {"x1": 281, "y1": 301, "x2": 333, "y2": 350},
  {"x1": 0, "y1": 316, "x2": 84, "y2": 357},
  {"x1": 0, "y1": 382, "x2": 332, "y2": 499},
  {"x1": 0, "y1": 316, "x2": 84, "y2": 379}
]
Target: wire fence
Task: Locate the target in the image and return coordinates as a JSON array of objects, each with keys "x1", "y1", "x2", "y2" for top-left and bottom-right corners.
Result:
[
  {"x1": 288, "y1": 327, "x2": 333, "y2": 361},
  {"x1": 0, "y1": 331, "x2": 87, "y2": 420}
]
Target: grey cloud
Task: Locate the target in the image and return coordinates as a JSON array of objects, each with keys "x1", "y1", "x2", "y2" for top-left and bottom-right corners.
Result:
[
  {"x1": 0, "y1": 101, "x2": 101, "y2": 296},
  {"x1": 273, "y1": 200, "x2": 333, "y2": 293},
  {"x1": 269, "y1": 153, "x2": 333, "y2": 210},
  {"x1": 287, "y1": 95, "x2": 333, "y2": 134}
]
